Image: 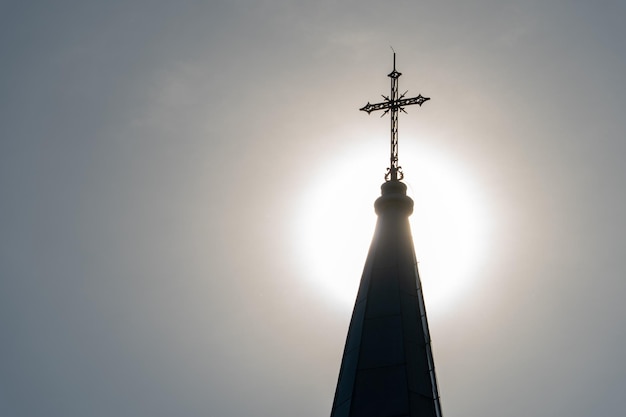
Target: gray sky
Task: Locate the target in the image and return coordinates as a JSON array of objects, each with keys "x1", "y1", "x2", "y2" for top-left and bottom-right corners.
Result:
[{"x1": 1, "y1": 1, "x2": 625, "y2": 416}]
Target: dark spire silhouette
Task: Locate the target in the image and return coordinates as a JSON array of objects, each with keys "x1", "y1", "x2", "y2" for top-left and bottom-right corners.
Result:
[{"x1": 330, "y1": 55, "x2": 441, "y2": 417}]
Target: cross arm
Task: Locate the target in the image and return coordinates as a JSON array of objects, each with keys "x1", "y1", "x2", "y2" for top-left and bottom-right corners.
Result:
[{"x1": 360, "y1": 94, "x2": 430, "y2": 114}]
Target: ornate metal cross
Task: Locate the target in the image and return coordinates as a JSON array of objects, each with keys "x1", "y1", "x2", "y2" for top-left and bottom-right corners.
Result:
[{"x1": 360, "y1": 53, "x2": 430, "y2": 181}]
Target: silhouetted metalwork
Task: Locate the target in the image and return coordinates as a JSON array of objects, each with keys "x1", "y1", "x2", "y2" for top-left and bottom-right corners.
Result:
[{"x1": 360, "y1": 53, "x2": 430, "y2": 181}]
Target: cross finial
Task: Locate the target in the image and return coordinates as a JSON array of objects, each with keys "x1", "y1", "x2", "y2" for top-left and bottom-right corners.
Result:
[{"x1": 360, "y1": 53, "x2": 430, "y2": 181}]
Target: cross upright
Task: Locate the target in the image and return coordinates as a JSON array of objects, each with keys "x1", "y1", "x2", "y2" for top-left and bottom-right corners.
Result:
[{"x1": 360, "y1": 53, "x2": 430, "y2": 181}]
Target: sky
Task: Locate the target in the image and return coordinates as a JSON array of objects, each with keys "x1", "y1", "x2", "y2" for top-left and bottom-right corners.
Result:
[{"x1": 1, "y1": 1, "x2": 626, "y2": 416}]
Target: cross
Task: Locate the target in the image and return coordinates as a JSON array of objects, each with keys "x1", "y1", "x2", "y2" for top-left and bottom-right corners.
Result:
[{"x1": 360, "y1": 53, "x2": 430, "y2": 181}]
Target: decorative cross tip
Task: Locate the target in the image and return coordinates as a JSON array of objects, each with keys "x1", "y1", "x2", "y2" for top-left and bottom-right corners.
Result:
[{"x1": 359, "y1": 53, "x2": 430, "y2": 181}]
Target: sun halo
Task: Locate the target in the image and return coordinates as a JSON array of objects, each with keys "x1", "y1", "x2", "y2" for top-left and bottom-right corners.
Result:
[{"x1": 293, "y1": 139, "x2": 489, "y2": 315}]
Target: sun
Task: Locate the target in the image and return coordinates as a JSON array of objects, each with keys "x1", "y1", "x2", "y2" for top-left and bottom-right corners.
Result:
[
  {"x1": 293, "y1": 140, "x2": 489, "y2": 314},
  {"x1": 403, "y1": 141, "x2": 489, "y2": 313}
]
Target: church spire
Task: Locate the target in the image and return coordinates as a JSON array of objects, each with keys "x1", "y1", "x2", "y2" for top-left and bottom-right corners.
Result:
[
  {"x1": 359, "y1": 52, "x2": 430, "y2": 181},
  {"x1": 330, "y1": 55, "x2": 441, "y2": 417}
]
